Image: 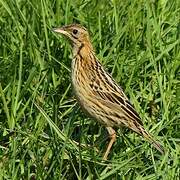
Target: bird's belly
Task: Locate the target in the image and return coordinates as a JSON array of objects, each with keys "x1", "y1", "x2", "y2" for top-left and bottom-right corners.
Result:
[{"x1": 72, "y1": 79, "x2": 115, "y2": 127}]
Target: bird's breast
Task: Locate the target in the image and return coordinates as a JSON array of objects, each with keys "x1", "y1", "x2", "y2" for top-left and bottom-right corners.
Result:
[{"x1": 71, "y1": 56, "x2": 96, "y2": 106}]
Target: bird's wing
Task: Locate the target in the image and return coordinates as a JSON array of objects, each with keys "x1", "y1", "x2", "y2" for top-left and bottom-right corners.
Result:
[
  {"x1": 89, "y1": 73, "x2": 143, "y2": 126},
  {"x1": 87, "y1": 64, "x2": 143, "y2": 126},
  {"x1": 95, "y1": 89, "x2": 142, "y2": 122}
]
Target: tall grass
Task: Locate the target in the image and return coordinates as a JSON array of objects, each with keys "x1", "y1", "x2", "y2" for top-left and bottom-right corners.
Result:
[{"x1": 0, "y1": 0, "x2": 179, "y2": 179}]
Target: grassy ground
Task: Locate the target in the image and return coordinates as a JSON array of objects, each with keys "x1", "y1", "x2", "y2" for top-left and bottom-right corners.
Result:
[{"x1": 0, "y1": 0, "x2": 180, "y2": 179}]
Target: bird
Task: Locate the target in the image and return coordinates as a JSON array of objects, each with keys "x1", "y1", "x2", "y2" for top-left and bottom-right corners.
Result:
[{"x1": 52, "y1": 24, "x2": 164, "y2": 160}]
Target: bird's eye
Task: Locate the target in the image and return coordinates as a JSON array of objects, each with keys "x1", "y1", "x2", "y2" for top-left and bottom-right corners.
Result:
[{"x1": 72, "y1": 29, "x2": 78, "y2": 34}]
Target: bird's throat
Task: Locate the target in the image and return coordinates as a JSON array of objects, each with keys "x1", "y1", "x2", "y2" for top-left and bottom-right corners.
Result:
[{"x1": 73, "y1": 42, "x2": 93, "y2": 59}]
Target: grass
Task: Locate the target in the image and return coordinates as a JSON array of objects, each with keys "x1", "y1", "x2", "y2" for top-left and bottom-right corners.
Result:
[{"x1": 0, "y1": 0, "x2": 180, "y2": 179}]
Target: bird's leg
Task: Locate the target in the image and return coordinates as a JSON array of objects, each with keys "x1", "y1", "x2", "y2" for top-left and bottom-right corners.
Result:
[{"x1": 103, "y1": 127, "x2": 116, "y2": 160}]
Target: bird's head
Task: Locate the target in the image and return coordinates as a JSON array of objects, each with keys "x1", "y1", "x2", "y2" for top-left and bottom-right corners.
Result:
[{"x1": 52, "y1": 24, "x2": 91, "y2": 48}]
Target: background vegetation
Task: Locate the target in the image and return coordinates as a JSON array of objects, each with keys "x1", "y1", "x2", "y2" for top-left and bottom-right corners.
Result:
[{"x1": 0, "y1": 0, "x2": 180, "y2": 179}]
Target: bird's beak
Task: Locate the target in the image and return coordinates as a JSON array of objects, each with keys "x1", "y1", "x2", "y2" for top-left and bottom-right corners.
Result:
[
  {"x1": 52, "y1": 26, "x2": 72, "y2": 42},
  {"x1": 52, "y1": 27, "x2": 68, "y2": 35}
]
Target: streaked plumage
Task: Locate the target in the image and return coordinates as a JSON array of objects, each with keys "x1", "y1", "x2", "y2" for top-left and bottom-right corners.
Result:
[{"x1": 53, "y1": 24, "x2": 164, "y2": 160}]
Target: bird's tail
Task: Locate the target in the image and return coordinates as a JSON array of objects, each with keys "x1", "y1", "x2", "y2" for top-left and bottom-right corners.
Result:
[
  {"x1": 151, "y1": 138, "x2": 164, "y2": 154},
  {"x1": 142, "y1": 130, "x2": 164, "y2": 154}
]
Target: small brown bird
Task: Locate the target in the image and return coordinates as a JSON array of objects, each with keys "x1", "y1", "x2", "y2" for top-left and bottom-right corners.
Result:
[{"x1": 52, "y1": 24, "x2": 164, "y2": 160}]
